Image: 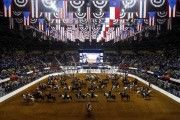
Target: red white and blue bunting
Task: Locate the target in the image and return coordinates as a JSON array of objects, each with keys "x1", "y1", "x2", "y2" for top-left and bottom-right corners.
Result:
[{"x1": 0, "y1": 0, "x2": 179, "y2": 42}]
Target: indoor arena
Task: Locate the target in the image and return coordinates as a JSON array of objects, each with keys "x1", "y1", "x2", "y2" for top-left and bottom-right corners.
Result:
[{"x1": 0, "y1": 0, "x2": 180, "y2": 120}]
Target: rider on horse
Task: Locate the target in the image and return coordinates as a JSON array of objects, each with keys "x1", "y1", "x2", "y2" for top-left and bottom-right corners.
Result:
[
  {"x1": 64, "y1": 91, "x2": 68, "y2": 99},
  {"x1": 25, "y1": 91, "x2": 32, "y2": 98},
  {"x1": 108, "y1": 91, "x2": 112, "y2": 98}
]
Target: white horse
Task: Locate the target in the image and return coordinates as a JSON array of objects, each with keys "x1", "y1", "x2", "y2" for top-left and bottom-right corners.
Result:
[
  {"x1": 52, "y1": 85, "x2": 60, "y2": 91},
  {"x1": 104, "y1": 92, "x2": 116, "y2": 101},
  {"x1": 137, "y1": 88, "x2": 152, "y2": 98},
  {"x1": 86, "y1": 93, "x2": 98, "y2": 98},
  {"x1": 22, "y1": 94, "x2": 35, "y2": 103},
  {"x1": 63, "y1": 85, "x2": 71, "y2": 91},
  {"x1": 97, "y1": 84, "x2": 106, "y2": 89},
  {"x1": 60, "y1": 94, "x2": 72, "y2": 100},
  {"x1": 104, "y1": 93, "x2": 109, "y2": 97},
  {"x1": 112, "y1": 85, "x2": 120, "y2": 90}
]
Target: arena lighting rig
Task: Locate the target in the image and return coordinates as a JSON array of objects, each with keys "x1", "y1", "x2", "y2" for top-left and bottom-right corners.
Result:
[{"x1": 0, "y1": 0, "x2": 180, "y2": 42}]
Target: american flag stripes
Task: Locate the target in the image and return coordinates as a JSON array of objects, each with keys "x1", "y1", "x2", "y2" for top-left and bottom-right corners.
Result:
[
  {"x1": 31, "y1": 0, "x2": 39, "y2": 18},
  {"x1": 139, "y1": 0, "x2": 147, "y2": 18},
  {"x1": 87, "y1": 6, "x2": 91, "y2": 21}
]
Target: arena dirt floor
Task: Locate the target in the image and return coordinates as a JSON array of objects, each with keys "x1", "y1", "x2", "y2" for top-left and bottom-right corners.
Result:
[{"x1": 0, "y1": 73, "x2": 180, "y2": 120}]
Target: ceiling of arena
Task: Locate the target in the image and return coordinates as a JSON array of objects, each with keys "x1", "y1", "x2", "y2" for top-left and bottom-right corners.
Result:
[{"x1": 0, "y1": 0, "x2": 180, "y2": 43}]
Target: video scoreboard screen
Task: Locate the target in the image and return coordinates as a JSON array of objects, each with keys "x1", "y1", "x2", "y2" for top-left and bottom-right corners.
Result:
[{"x1": 79, "y1": 49, "x2": 103, "y2": 64}]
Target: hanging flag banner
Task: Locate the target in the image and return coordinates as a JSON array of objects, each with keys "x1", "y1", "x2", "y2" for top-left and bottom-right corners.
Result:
[
  {"x1": 168, "y1": 0, "x2": 177, "y2": 17},
  {"x1": 87, "y1": 6, "x2": 91, "y2": 21},
  {"x1": 58, "y1": 0, "x2": 67, "y2": 20},
  {"x1": 31, "y1": 0, "x2": 39, "y2": 18},
  {"x1": 23, "y1": 11, "x2": 30, "y2": 26},
  {"x1": 148, "y1": 11, "x2": 156, "y2": 26},
  {"x1": 137, "y1": 19, "x2": 143, "y2": 31},
  {"x1": 45, "y1": 26, "x2": 50, "y2": 36},
  {"x1": 0, "y1": 0, "x2": 179, "y2": 43},
  {"x1": 138, "y1": 0, "x2": 147, "y2": 18},
  {"x1": 109, "y1": 0, "x2": 121, "y2": 20},
  {"x1": 3, "y1": 0, "x2": 12, "y2": 17},
  {"x1": 38, "y1": 18, "x2": 44, "y2": 31}
]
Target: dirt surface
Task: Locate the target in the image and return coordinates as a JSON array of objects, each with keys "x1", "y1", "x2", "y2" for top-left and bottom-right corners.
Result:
[{"x1": 0, "y1": 73, "x2": 180, "y2": 120}]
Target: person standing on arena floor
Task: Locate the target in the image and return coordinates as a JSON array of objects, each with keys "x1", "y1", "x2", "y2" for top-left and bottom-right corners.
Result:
[{"x1": 86, "y1": 102, "x2": 92, "y2": 117}]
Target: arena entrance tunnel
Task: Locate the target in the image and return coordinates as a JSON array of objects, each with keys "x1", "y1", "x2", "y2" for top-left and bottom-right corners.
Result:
[{"x1": 0, "y1": 69, "x2": 180, "y2": 103}]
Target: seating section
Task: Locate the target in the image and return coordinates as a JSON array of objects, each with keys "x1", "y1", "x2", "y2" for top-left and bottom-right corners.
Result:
[{"x1": 106, "y1": 53, "x2": 180, "y2": 79}]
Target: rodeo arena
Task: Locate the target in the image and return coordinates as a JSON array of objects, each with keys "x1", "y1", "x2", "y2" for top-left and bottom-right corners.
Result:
[{"x1": 0, "y1": 0, "x2": 180, "y2": 120}]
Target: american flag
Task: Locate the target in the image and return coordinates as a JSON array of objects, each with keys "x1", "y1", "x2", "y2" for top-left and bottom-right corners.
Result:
[
  {"x1": 109, "y1": 0, "x2": 121, "y2": 20},
  {"x1": 59, "y1": 0, "x2": 67, "y2": 20}
]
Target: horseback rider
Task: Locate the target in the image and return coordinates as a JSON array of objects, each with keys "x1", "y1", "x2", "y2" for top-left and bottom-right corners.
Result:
[
  {"x1": 26, "y1": 90, "x2": 31, "y2": 97},
  {"x1": 79, "y1": 90, "x2": 82, "y2": 96},
  {"x1": 108, "y1": 91, "x2": 112, "y2": 98},
  {"x1": 64, "y1": 91, "x2": 68, "y2": 99},
  {"x1": 91, "y1": 91, "x2": 96, "y2": 98}
]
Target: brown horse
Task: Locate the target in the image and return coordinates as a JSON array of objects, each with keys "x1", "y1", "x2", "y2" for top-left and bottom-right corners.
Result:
[
  {"x1": 46, "y1": 93, "x2": 56, "y2": 102},
  {"x1": 119, "y1": 92, "x2": 130, "y2": 101}
]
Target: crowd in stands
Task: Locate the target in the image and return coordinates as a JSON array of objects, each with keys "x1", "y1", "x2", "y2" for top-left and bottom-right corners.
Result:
[
  {"x1": 0, "y1": 53, "x2": 62, "y2": 97},
  {"x1": 0, "y1": 54, "x2": 61, "y2": 79},
  {"x1": 114, "y1": 53, "x2": 180, "y2": 79}
]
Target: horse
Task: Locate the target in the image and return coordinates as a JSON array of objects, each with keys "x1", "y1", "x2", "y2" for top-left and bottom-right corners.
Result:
[
  {"x1": 137, "y1": 87, "x2": 152, "y2": 99},
  {"x1": 32, "y1": 91, "x2": 45, "y2": 101},
  {"x1": 75, "y1": 93, "x2": 87, "y2": 100},
  {"x1": 22, "y1": 94, "x2": 35, "y2": 103},
  {"x1": 142, "y1": 90, "x2": 152, "y2": 98},
  {"x1": 98, "y1": 80, "x2": 108, "y2": 88},
  {"x1": 104, "y1": 92, "x2": 116, "y2": 101},
  {"x1": 87, "y1": 83, "x2": 97, "y2": 91},
  {"x1": 59, "y1": 94, "x2": 72, "y2": 101},
  {"x1": 119, "y1": 92, "x2": 130, "y2": 101},
  {"x1": 63, "y1": 85, "x2": 71, "y2": 92},
  {"x1": 52, "y1": 84, "x2": 60, "y2": 91},
  {"x1": 38, "y1": 83, "x2": 47, "y2": 91},
  {"x1": 97, "y1": 84, "x2": 106, "y2": 90},
  {"x1": 111, "y1": 82, "x2": 120, "y2": 91},
  {"x1": 122, "y1": 78, "x2": 130, "y2": 86},
  {"x1": 60, "y1": 80, "x2": 67, "y2": 86},
  {"x1": 86, "y1": 92, "x2": 98, "y2": 99},
  {"x1": 138, "y1": 90, "x2": 152, "y2": 99},
  {"x1": 71, "y1": 85, "x2": 81, "y2": 91},
  {"x1": 45, "y1": 93, "x2": 56, "y2": 102}
]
